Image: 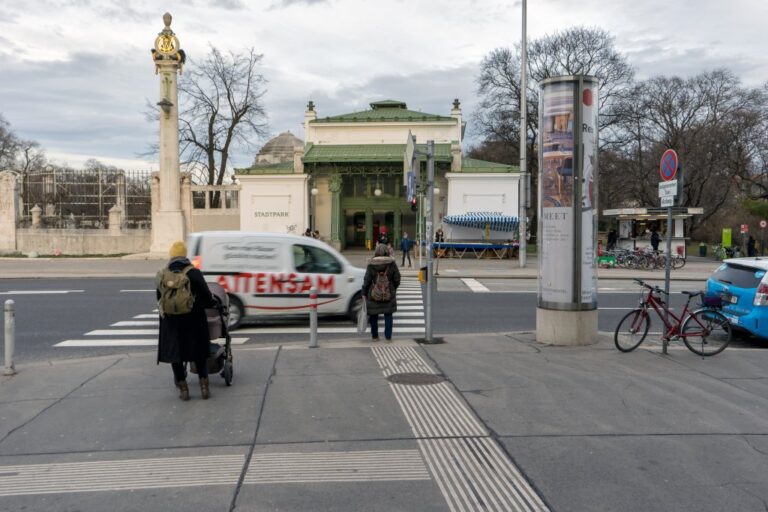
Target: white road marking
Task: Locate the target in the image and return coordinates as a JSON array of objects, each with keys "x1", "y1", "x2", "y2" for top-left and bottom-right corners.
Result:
[
  {"x1": 55, "y1": 337, "x2": 249, "y2": 347},
  {"x1": 461, "y1": 278, "x2": 491, "y2": 293},
  {"x1": 119, "y1": 289, "x2": 154, "y2": 293},
  {"x1": 236, "y1": 326, "x2": 425, "y2": 334},
  {"x1": 112, "y1": 320, "x2": 158, "y2": 327},
  {"x1": 133, "y1": 314, "x2": 158, "y2": 319},
  {"x1": 86, "y1": 329, "x2": 158, "y2": 336},
  {"x1": 0, "y1": 290, "x2": 84, "y2": 295}
]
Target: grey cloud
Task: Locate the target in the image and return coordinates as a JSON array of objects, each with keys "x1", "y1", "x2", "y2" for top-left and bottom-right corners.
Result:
[
  {"x1": 268, "y1": 0, "x2": 329, "y2": 9},
  {"x1": 0, "y1": 51, "x2": 156, "y2": 166}
]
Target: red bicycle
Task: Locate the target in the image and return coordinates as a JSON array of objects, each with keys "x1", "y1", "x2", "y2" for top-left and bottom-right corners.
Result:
[{"x1": 614, "y1": 278, "x2": 732, "y2": 356}]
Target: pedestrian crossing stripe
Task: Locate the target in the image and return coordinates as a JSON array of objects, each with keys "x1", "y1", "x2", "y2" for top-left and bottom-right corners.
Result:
[{"x1": 55, "y1": 338, "x2": 249, "y2": 347}]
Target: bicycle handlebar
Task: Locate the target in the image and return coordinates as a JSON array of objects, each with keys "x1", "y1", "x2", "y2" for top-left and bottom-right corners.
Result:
[{"x1": 633, "y1": 278, "x2": 668, "y2": 295}]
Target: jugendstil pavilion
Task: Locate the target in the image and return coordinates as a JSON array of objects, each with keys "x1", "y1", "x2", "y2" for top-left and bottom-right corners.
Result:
[{"x1": 236, "y1": 99, "x2": 519, "y2": 250}]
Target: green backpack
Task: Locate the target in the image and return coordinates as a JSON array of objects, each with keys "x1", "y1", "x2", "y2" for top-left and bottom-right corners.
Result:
[{"x1": 157, "y1": 265, "x2": 195, "y2": 315}]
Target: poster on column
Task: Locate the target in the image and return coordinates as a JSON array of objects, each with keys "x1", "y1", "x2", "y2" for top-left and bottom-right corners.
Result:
[
  {"x1": 539, "y1": 81, "x2": 575, "y2": 303},
  {"x1": 581, "y1": 83, "x2": 598, "y2": 304}
]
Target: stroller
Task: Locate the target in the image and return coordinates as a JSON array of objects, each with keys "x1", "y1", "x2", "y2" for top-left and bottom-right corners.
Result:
[{"x1": 190, "y1": 282, "x2": 234, "y2": 386}]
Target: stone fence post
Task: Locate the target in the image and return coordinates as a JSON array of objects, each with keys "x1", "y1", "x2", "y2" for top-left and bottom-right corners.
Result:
[
  {"x1": 31, "y1": 204, "x2": 42, "y2": 228},
  {"x1": 0, "y1": 171, "x2": 19, "y2": 253},
  {"x1": 109, "y1": 205, "x2": 122, "y2": 236}
]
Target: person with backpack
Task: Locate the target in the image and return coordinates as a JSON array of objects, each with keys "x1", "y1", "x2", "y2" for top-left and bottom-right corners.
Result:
[
  {"x1": 156, "y1": 241, "x2": 217, "y2": 401},
  {"x1": 362, "y1": 243, "x2": 401, "y2": 342}
]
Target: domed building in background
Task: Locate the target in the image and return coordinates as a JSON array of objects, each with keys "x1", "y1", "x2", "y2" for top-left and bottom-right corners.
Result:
[{"x1": 253, "y1": 131, "x2": 304, "y2": 166}]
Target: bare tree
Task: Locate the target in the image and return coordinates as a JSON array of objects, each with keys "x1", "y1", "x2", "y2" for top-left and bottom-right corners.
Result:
[
  {"x1": 177, "y1": 46, "x2": 269, "y2": 186},
  {"x1": 0, "y1": 114, "x2": 20, "y2": 169},
  {"x1": 472, "y1": 26, "x2": 635, "y2": 224},
  {"x1": 608, "y1": 70, "x2": 768, "y2": 233}
]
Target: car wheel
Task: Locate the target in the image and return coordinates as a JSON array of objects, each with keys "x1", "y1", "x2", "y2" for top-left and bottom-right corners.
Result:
[{"x1": 227, "y1": 295, "x2": 244, "y2": 330}]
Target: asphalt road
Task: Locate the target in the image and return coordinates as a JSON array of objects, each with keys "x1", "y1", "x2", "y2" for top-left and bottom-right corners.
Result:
[{"x1": 2, "y1": 276, "x2": 764, "y2": 364}]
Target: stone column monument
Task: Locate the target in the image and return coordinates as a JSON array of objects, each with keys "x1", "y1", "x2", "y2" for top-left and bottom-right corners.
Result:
[
  {"x1": 0, "y1": 171, "x2": 19, "y2": 253},
  {"x1": 149, "y1": 12, "x2": 187, "y2": 255}
]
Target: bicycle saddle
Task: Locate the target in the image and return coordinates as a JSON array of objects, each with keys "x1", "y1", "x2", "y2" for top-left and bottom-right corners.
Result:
[{"x1": 681, "y1": 290, "x2": 703, "y2": 297}]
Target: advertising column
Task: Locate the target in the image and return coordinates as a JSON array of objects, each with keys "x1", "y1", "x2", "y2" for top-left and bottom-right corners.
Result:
[{"x1": 537, "y1": 75, "x2": 599, "y2": 345}]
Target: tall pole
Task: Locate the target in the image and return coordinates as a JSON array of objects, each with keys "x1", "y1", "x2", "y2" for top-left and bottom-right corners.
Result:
[
  {"x1": 425, "y1": 141, "x2": 435, "y2": 342},
  {"x1": 518, "y1": 0, "x2": 528, "y2": 267}
]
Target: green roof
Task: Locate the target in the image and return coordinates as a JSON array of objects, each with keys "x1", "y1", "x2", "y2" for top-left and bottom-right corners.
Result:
[
  {"x1": 236, "y1": 161, "x2": 294, "y2": 175},
  {"x1": 303, "y1": 143, "x2": 453, "y2": 164},
  {"x1": 461, "y1": 157, "x2": 519, "y2": 173},
  {"x1": 313, "y1": 99, "x2": 453, "y2": 124}
]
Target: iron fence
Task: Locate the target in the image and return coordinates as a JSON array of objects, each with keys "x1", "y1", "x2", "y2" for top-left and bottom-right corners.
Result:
[{"x1": 18, "y1": 168, "x2": 152, "y2": 229}]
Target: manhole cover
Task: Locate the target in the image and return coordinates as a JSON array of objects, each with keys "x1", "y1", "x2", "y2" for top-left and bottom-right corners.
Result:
[{"x1": 386, "y1": 372, "x2": 445, "y2": 385}]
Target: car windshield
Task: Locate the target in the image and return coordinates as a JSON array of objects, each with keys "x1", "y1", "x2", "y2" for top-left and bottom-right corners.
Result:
[{"x1": 711, "y1": 263, "x2": 763, "y2": 289}]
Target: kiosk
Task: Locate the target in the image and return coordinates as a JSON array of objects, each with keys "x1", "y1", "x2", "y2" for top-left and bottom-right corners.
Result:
[{"x1": 602, "y1": 207, "x2": 704, "y2": 257}]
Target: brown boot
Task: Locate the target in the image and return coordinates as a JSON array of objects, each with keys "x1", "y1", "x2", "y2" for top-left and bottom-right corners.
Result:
[
  {"x1": 200, "y1": 377, "x2": 210, "y2": 400},
  {"x1": 176, "y1": 380, "x2": 190, "y2": 401}
]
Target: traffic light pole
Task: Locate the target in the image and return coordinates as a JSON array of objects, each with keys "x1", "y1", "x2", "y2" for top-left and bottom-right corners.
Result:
[{"x1": 425, "y1": 141, "x2": 435, "y2": 343}]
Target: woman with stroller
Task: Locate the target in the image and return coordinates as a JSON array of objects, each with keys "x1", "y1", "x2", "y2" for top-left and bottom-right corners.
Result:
[
  {"x1": 156, "y1": 241, "x2": 217, "y2": 401},
  {"x1": 362, "y1": 244, "x2": 401, "y2": 342}
]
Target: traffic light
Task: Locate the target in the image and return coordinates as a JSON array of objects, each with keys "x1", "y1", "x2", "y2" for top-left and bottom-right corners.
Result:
[{"x1": 410, "y1": 197, "x2": 418, "y2": 212}]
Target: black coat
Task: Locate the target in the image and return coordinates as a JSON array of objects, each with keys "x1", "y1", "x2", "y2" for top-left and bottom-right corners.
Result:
[
  {"x1": 156, "y1": 257, "x2": 216, "y2": 364},
  {"x1": 362, "y1": 256, "x2": 401, "y2": 315}
]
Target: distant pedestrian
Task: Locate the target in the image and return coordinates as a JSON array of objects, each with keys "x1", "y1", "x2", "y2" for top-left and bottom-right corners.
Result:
[
  {"x1": 387, "y1": 241, "x2": 395, "y2": 258},
  {"x1": 607, "y1": 229, "x2": 618, "y2": 251},
  {"x1": 156, "y1": 241, "x2": 217, "y2": 401},
  {"x1": 650, "y1": 228, "x2": 660, "y2": 252},
  {"x1": 400, "y1": 231, "x2": 412, "y2": 267},
  {"x1": 362, "y1": 244, "x2": 401, "y2": 342},
  {"x1": 303, "y1": 228, "x2": 312, "y2": 237},
  {"x1": 435, "y1": 227, "x2": 445, "y2": 243},
  {"x1": 748, "y1": 235, "x2": 757, "y2": 257},
  {"x1": 378, "y1": 228, "x2": 389, "y2": 246},
  {"x1": 313, "y1": 229, "x2": 320, "y2": 239}
]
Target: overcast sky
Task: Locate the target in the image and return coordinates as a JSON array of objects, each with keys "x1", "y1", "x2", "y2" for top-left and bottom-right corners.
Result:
[{"x1": 0, "y1": 0, "x2": 765, "y2": 170}]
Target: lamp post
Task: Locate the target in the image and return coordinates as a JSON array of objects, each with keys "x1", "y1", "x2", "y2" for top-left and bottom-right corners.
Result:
[
  {"x1": 519, "y1": 0, "x2": 529, "y2": 267},
  {"x1": 310, "y1": 179, "x2": 318, "y2": 232}
]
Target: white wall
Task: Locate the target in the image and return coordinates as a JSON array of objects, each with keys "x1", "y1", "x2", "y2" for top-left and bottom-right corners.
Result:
[
  {"x1": 238, "y1": 174, "x2": 309, "y2": 235},
  {"x1": 444, "y1": 173, "x2": 520, "y2": 240},
  {"x1": 307, "y1": 122, "x2": 458, "y2": 146}
]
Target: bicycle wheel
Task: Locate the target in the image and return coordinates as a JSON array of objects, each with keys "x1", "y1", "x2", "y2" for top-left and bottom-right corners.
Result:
[
  {"x1": 673, "y1": 256, "x2": 686, "y2": 269},
  {"x1": 681, "y1": 309, "x2": 732, "y2": 356},
  {"x1": 614, "y1": 309, "x2": 650, "y2": 352}
]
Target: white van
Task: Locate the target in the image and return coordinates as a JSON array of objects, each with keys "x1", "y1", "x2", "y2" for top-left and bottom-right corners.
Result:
[{"x1": 187, "y1": 231, "x2": 366, "y2": 329}]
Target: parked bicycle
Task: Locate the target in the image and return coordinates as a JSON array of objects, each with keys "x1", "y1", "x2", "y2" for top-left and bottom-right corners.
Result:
[{"x1": 614, "y1": 278, "x2": 732, "y2": 356}]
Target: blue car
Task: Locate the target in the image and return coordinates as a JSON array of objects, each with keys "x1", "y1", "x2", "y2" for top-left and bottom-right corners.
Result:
[{"x1": 706, "y1": 258, "x2": 768, "y2": 340}]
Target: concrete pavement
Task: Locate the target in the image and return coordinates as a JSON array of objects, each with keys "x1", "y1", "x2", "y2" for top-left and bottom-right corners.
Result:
[{"x1": 2, "y1": 333, "x2": 768, "y2": 511}]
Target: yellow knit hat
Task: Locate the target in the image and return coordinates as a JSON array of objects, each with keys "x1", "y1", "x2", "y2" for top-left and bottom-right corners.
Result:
[{"x1": 169, "y1": 241, "x2": 187, "y2": 258}]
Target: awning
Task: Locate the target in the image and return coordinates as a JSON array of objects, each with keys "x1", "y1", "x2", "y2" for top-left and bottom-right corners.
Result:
[{"x1": 443, "y1": 214, "x2": 519, "y2": 232}]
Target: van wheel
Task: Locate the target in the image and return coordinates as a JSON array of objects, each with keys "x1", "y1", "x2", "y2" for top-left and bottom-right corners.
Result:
[
  {"x1": 348, "y1": 292, "x2": 363, "y2": 322},
  {"x1": 227, "y1": 295, "x2": 244, "y2": 330}
]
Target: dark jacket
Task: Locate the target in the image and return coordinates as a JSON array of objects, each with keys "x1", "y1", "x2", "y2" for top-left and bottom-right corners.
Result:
[
  {"x1": 650, "y1": 231, "x2": 660, "y2": 249},
  {"x1": 156, "y1": 257, "x2": 216, "y2": 364},
  {"x1": 362, "y1": 256, "x2": 401, "y2": 315},
  {"x1": 400, "y1": 237, "x2": 412, "y2": 252}
]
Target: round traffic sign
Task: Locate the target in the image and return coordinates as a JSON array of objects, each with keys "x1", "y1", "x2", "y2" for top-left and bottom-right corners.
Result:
[
  {"x1": 761, "y1": 219, "x2": 767, "y2": 229},
  {"x1": 659, "y1": 149, "x2": 678, "y2": 181}
]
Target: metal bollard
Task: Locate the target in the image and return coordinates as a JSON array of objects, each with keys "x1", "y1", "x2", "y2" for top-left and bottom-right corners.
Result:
[
  {"x1": 4, "y1": 300, "x2": 15, "y2": 376},
  {"x1": 308, "y1": 287, "x2": 318, "y2": 348}
]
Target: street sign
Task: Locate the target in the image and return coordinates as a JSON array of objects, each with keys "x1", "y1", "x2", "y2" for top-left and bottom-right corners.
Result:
[
  {"x1": 661, "y1": 196, "x2": 675, "y2": 207},
  {"x1": 761, "y1": 219, "x2": 767, "y2": 229},
  {"x1": 404, "y1": 130, "x2": 416, "y2": 182},
  {"x1": 658, "y1": 180, "x2": 678, "y2": 198},
  {"x1": 659, "y1": 149, "x2": 678, "y2": 181},
  {"x1": 741, "y1": 224, "x2": 749, "y2": 234},
  {"x1": 406, "y1": 171, "x2": 415, "y2": 202}
]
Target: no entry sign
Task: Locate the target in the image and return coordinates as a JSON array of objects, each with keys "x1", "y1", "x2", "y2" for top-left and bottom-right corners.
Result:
[{"x1": 659, "y1": 149, "x2": 678, "y2": 181}]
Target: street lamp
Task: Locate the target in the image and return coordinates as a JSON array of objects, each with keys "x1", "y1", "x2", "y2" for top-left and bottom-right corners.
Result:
[{"x1": 374, "y1": 175, "x2": 382, "y2": 196}]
